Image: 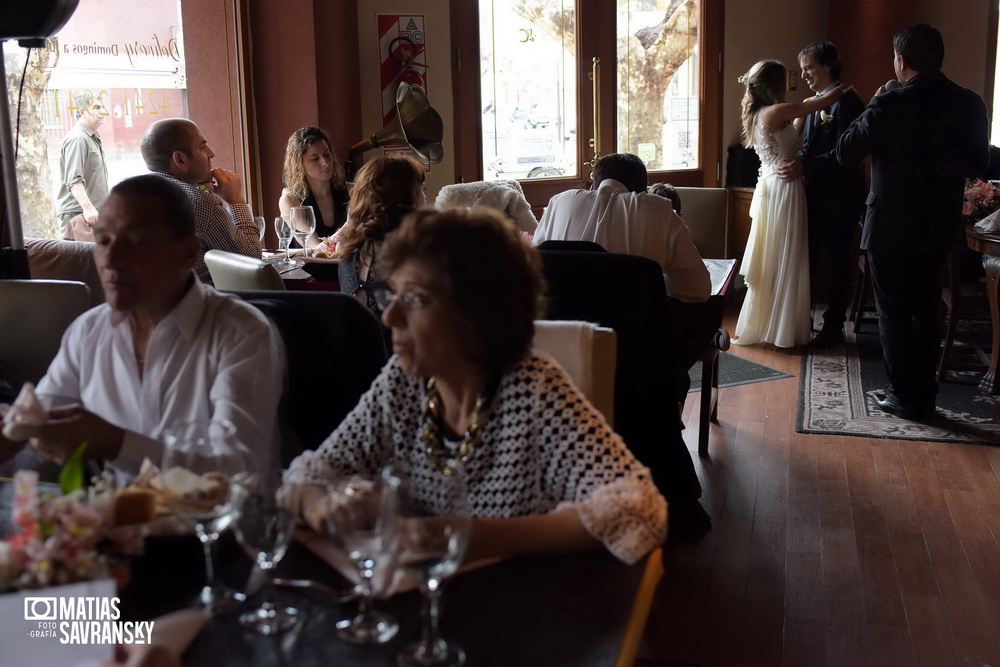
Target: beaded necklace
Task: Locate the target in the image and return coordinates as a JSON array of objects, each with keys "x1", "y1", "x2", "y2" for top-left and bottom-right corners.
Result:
[{"x1": 421, "y1": 376, "x2": 497, "y2": 473}]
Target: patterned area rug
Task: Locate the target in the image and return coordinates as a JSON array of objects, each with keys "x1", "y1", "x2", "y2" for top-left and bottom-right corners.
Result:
[
  {"x1": 688, "y1": 352, "x2": 791, "y2": 391},
  {"x1": 797, "y1": 326, "x2": 1000, "y2": 445}
]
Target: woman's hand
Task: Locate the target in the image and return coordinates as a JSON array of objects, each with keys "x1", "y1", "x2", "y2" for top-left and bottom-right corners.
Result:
[{"x1": 293, "y1": 484, "x2": 333, "y2": 534}]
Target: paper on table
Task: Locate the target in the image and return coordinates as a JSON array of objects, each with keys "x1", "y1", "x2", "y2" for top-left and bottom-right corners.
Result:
[
  {"x1": 295, "y1": 530, "x2": 501, "y2": 598},
  {"x1": 975, "y1": 209, "x2": 1000, "y2": 233}
]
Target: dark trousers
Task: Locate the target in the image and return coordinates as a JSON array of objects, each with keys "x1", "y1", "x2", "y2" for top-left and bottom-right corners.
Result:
[
  {"x1": 808, "y1": 217, "x2": 855, "y2": 331},
  {"x1": 867, "y1": 248, "x2": 946, "y2": 405}
]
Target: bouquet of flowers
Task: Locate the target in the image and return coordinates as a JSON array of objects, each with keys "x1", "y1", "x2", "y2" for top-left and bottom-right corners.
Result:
[
  {"x1": 0, "y1": 470, "x2": 140, "y2": 592},
  {"x1": 962, "y1": 179, "x2": 1000, "y2": 222}
]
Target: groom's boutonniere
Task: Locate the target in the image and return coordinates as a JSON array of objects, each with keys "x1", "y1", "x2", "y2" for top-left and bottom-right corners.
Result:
[{"x1": 820, "y1": 110, "x2": 835, "y2": 125}]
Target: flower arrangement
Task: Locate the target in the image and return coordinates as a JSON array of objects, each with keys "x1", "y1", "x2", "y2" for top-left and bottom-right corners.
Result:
[
  {"x1": 963, "y1": 179, "x2": 1000, "y2": 222},
  {"x1": 0, "y1": 470, "x2": 140, "y2": 592}
]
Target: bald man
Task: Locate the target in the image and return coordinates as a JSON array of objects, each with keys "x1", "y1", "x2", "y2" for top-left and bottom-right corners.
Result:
[{"x1": 141, "y1": 118, "x2": 261, "y2": 282}]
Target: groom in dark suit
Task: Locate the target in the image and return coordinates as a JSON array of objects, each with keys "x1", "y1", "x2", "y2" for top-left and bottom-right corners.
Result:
[
  {"x1": 836, "y1": 24, "x2": 989, "y2": 419},
  {"x1": 795, "y1": 42, "x2": 866, "y2": 347}
]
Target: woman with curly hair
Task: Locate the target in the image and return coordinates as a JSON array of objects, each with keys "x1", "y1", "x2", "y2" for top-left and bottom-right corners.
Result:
[
  {"x1": 278, "y1": 126, "x2": 348, "y2": 248},
  {"x1": 733, "y1": 60, "x2": 851, "y2": 348},
  {"x1": 335, "y1": 156, "x2": 426, "y2": 320},
  {"x1": 286, "y1": 207, "x2": 666, "y2": 566}
]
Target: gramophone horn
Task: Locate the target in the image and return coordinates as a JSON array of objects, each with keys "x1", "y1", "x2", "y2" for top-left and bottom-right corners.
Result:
[{"x1": 349, "y1": 82, "x2": 444, "y2": 164}]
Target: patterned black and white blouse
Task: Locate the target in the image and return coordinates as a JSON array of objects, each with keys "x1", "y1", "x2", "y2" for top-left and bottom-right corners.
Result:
[{"x1": 285, "y1": 352, "x2": 667, "y2": 564}]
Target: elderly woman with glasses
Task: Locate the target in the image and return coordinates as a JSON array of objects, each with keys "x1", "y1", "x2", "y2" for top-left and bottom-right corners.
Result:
[{"x1": 284, "y1": 207, "x2": 666, "y2": 565}]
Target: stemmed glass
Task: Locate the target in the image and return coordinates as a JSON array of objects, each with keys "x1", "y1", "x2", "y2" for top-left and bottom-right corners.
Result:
[
  {"x1": 325, "y1": 473, "x2": 399, "y2": 644},
  {"x1": 233, "y1": 474, "x2": 298, "y2": 635},
  {"x1": 273, "y1": 216, "x2": 300, "y2": 268},
  {"x1": 391, "y1": 461, "x2": 471, "y2": 667},
  {"x1": 253, "y1": 216, "x2": 267, "y2": 244},
  {"x1": 289, "y1": 206, "x2": 317, "y2": 258},
  {"x1": 162, "y1": 420, "x2": 252, "y2": 613}
]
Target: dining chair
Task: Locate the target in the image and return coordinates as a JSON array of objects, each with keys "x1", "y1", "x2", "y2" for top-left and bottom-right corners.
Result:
[
  {"x1": 205, "y1": 249, "x2": 286, "y2": 291},
  {"x1": 0, "y1": 279, "x2": 92, "y2": 387},
  {"x1": 532, "y1": 320, "x2": 616, "y2": 426},
  {"x1": 673, "y1": 186, "x2": 729, "y2": 259},
  {"x1": 937, "y1": 246, "x2": 991, "y2": 381},
  {"x1": 229, "y1": 290, "x2": 388, "y2": 465},
  {"x1": 537, "y1": 247, "x2": 704, "y2": 508}
]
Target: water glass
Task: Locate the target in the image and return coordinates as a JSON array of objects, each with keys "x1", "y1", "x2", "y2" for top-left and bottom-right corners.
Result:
[{"x1": 289, "y1": 206, "x2": 317, "y2": 257}]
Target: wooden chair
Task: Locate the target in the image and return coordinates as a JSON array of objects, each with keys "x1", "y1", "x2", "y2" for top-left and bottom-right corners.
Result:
[
  {"x1": 0, "y1": 279, "x2": 91, "y2": 387},
  {"x1": 230, "y1": 290, "x2": 388, "y2": 465},
  {"x1": 205, "y1": 250, "x2": 285, "y2": 291},
  {"x1": 533, "y1": 320, "x2": 617, "y2": 426},
  {"x1": 937, "y1": 247, "x2": 991, "y2": 381}
]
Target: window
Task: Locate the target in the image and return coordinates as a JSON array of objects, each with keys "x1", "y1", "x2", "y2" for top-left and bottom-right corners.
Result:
[{"x1": 455, "y1": 0, "x2": 722, "y2": 208}]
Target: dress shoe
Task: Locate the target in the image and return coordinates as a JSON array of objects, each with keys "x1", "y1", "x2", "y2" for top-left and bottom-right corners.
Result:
[
  {"x1": 873, "y1": 392, "x2": 936, "y2": 420},
  {"x1": 810, "y1": 327, "x2": 845, "y2": 349}
]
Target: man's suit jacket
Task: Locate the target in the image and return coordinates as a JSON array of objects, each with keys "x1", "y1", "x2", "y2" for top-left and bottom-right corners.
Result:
[
  {"x1": 836, "y1": 70, "x2": 990, "y2": 253},
  {"x1": 799, "y1": 87, "x2": 866, "y2": 228}
]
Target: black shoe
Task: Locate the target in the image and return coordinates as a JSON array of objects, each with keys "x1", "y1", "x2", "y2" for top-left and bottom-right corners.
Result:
[
  {"x1": 873, "y1": 392, "x2": 936, "y2": 420},
  {"x1": 811, "y1": 327, "x2": 845, "y2": 349}
]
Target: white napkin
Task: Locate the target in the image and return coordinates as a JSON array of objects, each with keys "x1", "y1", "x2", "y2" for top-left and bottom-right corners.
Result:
[
  {"x1": 1, "y1": 383, "x2": 47, "y2": 441},
  {"x1": 975, "y1": 209, "x2": 999, "y2": 233}
]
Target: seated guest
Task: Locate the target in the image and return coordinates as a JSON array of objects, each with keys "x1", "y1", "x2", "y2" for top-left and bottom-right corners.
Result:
[
  {"x1": 141, "y1": 118, "x2": 261, "y2": 283},
  {"x1": 286, "y1": 207, "x2": 667, "y2": 564},
  {"x1": 278, "y1": 126, "x2": 349, "y2": 248},
  {"x1": 335, "y1": 156, "x2": 426, "y2": 321},
  {"x1": 2, "y1": 175, "x2": 284, "y2": 479},
  {"x1": 648, "y1": 182, "x2": 682, "y2": 215},
  {"x1": 532, "y1": 152, "x2": 710, "y2": 303}
]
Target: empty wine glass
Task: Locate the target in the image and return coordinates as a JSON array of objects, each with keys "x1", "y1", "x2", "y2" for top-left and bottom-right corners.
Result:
[
  {"x1": 391, "y1": 461, "x2": 471, "y2": 667},
  {"x1": 162, "y1": 419, "x2": 252, "y2": 613},
  {"x1": 234, "y1": 475, "x2": 298, "y2": 635},
  {"x1": 289, "y1": 206, "x2": 317, "y2": 258},
  {"x1": 325, "y1": 473, "x2": 399, "y2": 644},
  {"x1": 253, "y1": 216, "x2": 267, "y2": 244},
  {"x1": 273, "y1": 216, "x2": 300, "y2": 268}
]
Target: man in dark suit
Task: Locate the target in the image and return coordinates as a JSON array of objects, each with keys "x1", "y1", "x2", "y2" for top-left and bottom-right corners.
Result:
[
  {"x1": 836, "y1": 24, "x2": 989, "y2": 419},
  {"x1": 794, "y1": 42, "x2": 866, "y2": 347}
]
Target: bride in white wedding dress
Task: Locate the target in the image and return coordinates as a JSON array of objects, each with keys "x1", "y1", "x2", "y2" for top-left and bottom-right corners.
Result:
[{"x1": 733, "y1": 60, "x2": 853, "y2": 348}]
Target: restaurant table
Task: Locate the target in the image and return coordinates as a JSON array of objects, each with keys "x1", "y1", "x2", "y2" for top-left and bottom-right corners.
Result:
[
  {"x1": 964, "y1": 224, "x2": 1000, "y2": 393},
  {"x1": 1, "y1": 478, "x2": 662, "y2": 667},
  {"x1": 177, "y1": 541, "x2": 663, "y2": 667}
]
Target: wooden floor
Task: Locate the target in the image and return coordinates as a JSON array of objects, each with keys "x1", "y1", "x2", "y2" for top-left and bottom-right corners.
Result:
[{"x1": 636, "y1": 313, "x2": 1000, "y2": 667}]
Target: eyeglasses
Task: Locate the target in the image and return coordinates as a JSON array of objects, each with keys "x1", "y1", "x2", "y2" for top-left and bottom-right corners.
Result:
[{"x1": 371, "y1": 285, "x2": 432, "y2": 312}]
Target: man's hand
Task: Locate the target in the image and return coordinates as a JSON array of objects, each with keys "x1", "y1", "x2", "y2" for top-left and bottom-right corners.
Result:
[
  {"x1": 83, "y1": 203, "x2": 99, "y2": 225},
  {"x1": 205, "y1": 168, "x2": 246, "y2": 205},
  {"x1": 28, "y1": 406, "x2": 125, "y2": 464},
  {"x1": 776, "y1": 158, "x2": 804, "y2": 181}
]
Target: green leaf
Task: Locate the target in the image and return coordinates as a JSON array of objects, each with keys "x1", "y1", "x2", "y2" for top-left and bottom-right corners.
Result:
[{"x1": 59, "y1": 442, "x2": 90, "y2": 494}]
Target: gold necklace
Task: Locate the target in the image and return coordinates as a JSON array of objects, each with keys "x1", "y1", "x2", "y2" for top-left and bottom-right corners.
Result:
[{"x1": 421, "y1": 377, "x2": 495, "y2": 473}]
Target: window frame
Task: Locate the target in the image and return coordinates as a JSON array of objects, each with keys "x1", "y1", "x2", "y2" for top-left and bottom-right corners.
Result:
[{"x1": 451, "y1": 0, "x2": 724, "y2": 213}]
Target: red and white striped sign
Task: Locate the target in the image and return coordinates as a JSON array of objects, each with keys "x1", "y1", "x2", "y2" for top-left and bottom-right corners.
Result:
[{"x1": 376, "y1": 13, "x2": 428, "y2": 127}]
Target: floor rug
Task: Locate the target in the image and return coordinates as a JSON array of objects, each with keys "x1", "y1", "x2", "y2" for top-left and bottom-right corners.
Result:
[
  {"x1": 797, "y1": 325, "x2": 1000, "y2": 445},
  {"x1": 688, "y1": 352, "x2": 792, "y2": 392}
]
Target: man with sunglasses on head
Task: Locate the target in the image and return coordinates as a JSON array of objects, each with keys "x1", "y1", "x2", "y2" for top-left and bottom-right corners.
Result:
[{"x1": 56, "y1": 95, "x2": 110, "y2": 240}]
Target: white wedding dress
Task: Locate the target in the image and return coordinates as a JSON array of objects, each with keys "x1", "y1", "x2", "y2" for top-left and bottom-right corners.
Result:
[{"x1": 734, "y1": 117, "x2": 812, "y2": 348}]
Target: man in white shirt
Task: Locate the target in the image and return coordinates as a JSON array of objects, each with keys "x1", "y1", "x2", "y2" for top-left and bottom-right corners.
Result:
[
  {"x1": 9, "y1": 175, "x2": 284, "y2": 478},
  {"x1": 532, "y1": 152, "x2": 711, "y2": 303},
  {"x1": 141, "y1": 118, "x2": 261, "y2": 283}
]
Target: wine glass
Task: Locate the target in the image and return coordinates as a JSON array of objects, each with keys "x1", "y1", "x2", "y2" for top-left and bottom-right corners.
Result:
[
  {"x1": 391, "y1": 461, "x2": 471, "y2": 667},
  {"x1": 233, "y1": 474, "x2": 298, "y2": 635},
  {"x1": 289, "y1": 206, "x2": 317, "y2": 258},
  {"x1": 161, "y1": 419, "x2": 252, "y2": 613},
  {"x1": 253, "y1": 216, "x2": 267, "y2": 244},
  {"x1": 273, "y1": 216, "x2": 300, "y2": 268},
  {"x1": 325, "y1": 473, "x2": 399, "y2": 644}
]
